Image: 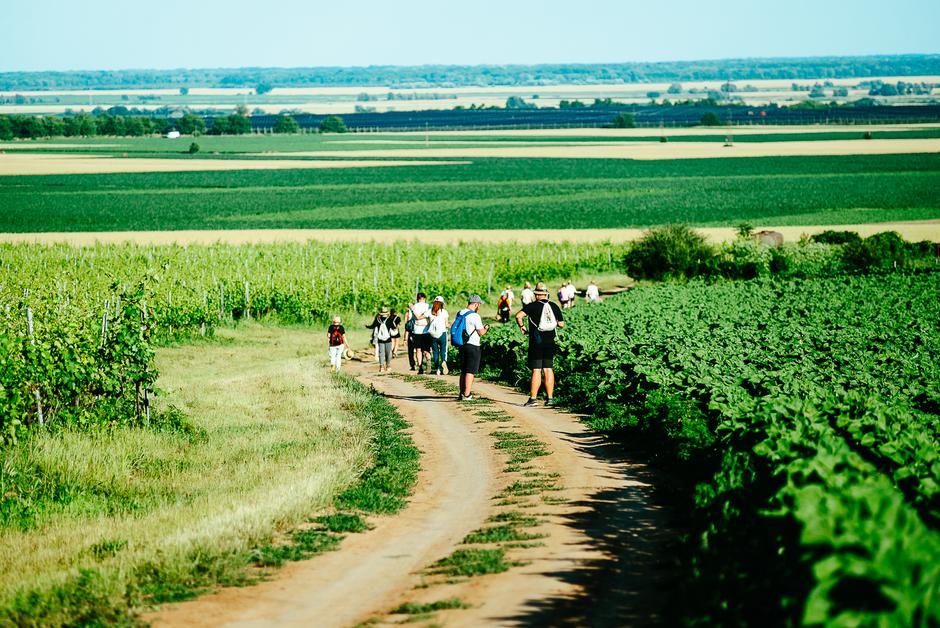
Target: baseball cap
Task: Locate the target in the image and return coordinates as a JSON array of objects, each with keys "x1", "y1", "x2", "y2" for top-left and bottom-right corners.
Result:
[
  {"x1": 534, "y1": 283, "x2": 549, "y2": 295},
  {"x1": 433, "y1": 295, "x2": 445, "y2": 303},
  {"x1": 468, "y1": 294, "x2": 483, "y2": 304},
  {"x1": 332, "y1": 315, "x2": 342, "y2": 323}
]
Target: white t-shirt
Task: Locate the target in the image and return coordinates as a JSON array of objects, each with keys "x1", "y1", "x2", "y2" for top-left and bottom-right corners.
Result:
[
  {"x1": 586, "y1": 284, "x2": 600, "y2": 301},
  {"x1": 565, "y1": 284, "x2": 577, "y2": 300},
  {"x1": 521, "y1": 288, "x2": 535, "y2": 305},
  {"x1": 410, "y1": 301, "x2": 430, "y2": 334},
  {"x1": 428, "y1": 308, "x2": 449, "y2": 338},
  {"x1": 460, "y1": 308, "x2": 485, "y2": 346},
  {"x1": 501, "y1": 289, "x2": 515, "y2": 305}
]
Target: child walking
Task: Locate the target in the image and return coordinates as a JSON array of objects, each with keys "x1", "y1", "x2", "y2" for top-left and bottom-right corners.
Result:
[{"x1": 327, "y1": 315, "x2": 348, "y2": 372}]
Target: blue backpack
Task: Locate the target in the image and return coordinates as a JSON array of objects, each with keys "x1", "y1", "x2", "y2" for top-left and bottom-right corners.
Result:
[{"x1": 450, "y1": 310, "x2": 472, "y2": 347}]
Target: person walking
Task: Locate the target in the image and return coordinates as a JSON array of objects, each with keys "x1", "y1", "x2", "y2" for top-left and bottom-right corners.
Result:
[
  {"x1": 521, "y1": 282, "x2": 535, "y2": 305},
  {"x1": 496, "y1": 292, "x2": 511, "y2": 323},
  {"x1": 427, "y1": 296, "x2": 450, "y2": 375},
  {"x1": 565, "y1": 280, "x2": 578, "y2": 308},
  {"x1": 389, "y1": 308, "x2": 402, "y2": 358},
  {"x1": 501, "y1": 285, "x2": 515, "y2": 309},
  {"x1": 407, "y1": 292, "x2": 432, "y2": 374},
  {"x1": 585, "y1": 280, "x2": 601, "y2": 303},
  {"x1": 452, "y1": 294, "x2": 489, "y2": 400},
  {"x1": 327, "y1": 315, "x2": 349, "y2": 373},
  {"x1": 515, "y1": 283, "x2": 565, "y2": 406},
  {"x1": 366, "y1": 306, "x2": 396, "y2": 373}
]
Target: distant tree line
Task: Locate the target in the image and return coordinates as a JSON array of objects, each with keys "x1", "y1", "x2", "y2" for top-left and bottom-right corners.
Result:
[{"x1": 2, "y1": 55, "x2": 938, "y2": 91}]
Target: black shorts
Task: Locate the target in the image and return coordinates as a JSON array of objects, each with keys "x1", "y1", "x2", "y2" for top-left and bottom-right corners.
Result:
[
  {"x1": 461, "y1": 344, "x2": 482, "y2": 374},
  {"x1": 528, "y1": 339, "x2": 556, "y2": 370},
  {"x1": 413, "y1": 333, "x2": 432, "y2": 351}
]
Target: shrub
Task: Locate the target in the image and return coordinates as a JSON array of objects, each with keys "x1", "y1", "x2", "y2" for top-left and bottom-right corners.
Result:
[
  {"x1": 612, "y1": 112, "x2": 636, "y2": 128},
  {"x1": 623, "y1": 224, "x2": 716, "y2": 280},
  {"x1": 842, "y1": 231, "x2": 907, "y2": 272},
  {"x1": 319, "y1": 116, "x2": 347, "y2": 133},
  {"x1": 811, "y1": 230, "x2": 862, "y2": 246},
  {"x1": 700, "y1": 111, "x2": 723, "y2": 126},
  {"x1": 187, "y1": 142, "x2": 200, "y2": 154}
]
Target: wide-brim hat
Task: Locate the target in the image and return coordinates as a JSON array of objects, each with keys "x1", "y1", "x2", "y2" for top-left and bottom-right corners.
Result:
[
  {"x1": 533, "y1": 282, "x2": 549, "y2": 295},
  {"x1": 380, "y1": 306, "x2": 390, "y2": 314},
  {"x1": 332, "y1": 315, "x2": 342, "y2": 323}
]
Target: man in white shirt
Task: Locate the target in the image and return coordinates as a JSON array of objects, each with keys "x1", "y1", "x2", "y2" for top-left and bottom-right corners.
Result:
[
  {"x1": 564, "y1": 281, "x2": 577, "y2": 308},
  {"x1": 458, "y1": 294, "x2": 489, "y2": 400},
  {"x1": 585, "y1": 280, "x2": 600, "y2": 302},
  {"x1": 521, "y1": 282, "x2": 535, "y2": 305},
  {"x1": 408, "y1": 293, "x2": 432, "y2": 374},
  {"x1": 501, "y1": 285, "x2": 515, "y2": 309}
]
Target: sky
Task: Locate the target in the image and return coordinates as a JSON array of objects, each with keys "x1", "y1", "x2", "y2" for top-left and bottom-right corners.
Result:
[{"x1": 2, "y1": 0, "x2": 939, "y2": 72}]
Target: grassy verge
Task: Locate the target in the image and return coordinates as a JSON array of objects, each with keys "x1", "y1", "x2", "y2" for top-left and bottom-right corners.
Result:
[{"x1": 0, "y1": 324, "x2": 418, "y2": 626}]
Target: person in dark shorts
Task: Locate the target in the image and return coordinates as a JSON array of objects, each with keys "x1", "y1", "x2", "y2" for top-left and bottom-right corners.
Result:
[
  {"x1": 457, "y1": 294, "x2": 489, "y2": 400},
  {"x1": 515, "y1": 282, "x2": 565, "y2": 407}
]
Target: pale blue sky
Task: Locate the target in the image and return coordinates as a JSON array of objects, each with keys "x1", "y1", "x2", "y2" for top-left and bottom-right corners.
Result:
[{"x1": 3, "y1": 0, "x2": 938, "y2": 72}]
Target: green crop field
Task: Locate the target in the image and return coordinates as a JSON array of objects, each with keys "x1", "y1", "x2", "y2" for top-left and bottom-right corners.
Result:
[
  {"x1": 479, "y1": 272, "x2": 940, "y2": 626},
  {"x1": 2, "y1": 153, "x2": 940, "y2": 232}
]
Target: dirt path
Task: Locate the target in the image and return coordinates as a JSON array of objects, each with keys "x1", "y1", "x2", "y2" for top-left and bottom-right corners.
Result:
[{"x1": 150, "y1": 357, "x2": 674, "y2": 627}]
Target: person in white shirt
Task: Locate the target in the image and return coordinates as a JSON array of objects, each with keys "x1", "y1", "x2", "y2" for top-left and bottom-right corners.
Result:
[
  {"x1": 564, "y1": 281, "x2": 577, "y2": 308},
  {"x1": 408, "y1": 293, "x2": 432, "y2": 374},
  {"x1": 458, "y1": 294, "x2": 489, "y2": 400},
  {"x1": 427, "y1": 295, "x2": 450, "y2": 375},
  {"x1": 521, "y1": 282, "x2": 535, "y2": 306},
  {"x1": 585, "y1": 280, "x2": 600, "y2": 303}
]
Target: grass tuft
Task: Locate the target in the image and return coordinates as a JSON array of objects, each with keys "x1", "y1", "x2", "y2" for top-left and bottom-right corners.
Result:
[{"x1": 392, "y1": 597, "x2": 470, "y2": 614}]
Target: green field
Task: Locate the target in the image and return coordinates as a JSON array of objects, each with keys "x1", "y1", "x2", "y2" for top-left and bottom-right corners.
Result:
[{"x1": 2, "y1": 153, "x2": 940, "y2": 232}]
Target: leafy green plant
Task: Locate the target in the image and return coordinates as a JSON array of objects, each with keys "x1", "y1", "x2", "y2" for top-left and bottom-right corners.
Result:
[{"x1": 623, "y1": 224, "x2": 716, "y2": 280}]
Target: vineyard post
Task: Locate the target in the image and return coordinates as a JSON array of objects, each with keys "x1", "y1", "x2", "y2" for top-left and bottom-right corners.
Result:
[
  {"x1": 100, "y1": 300, "x2": 109, "y2": 346},
  {"x1": 488, "y1": 264, "x2": 494, "y2": 295},
  {"x1": 141, "y1": 299, "x2": 150, "y2": 425},
  {"x1": 245, "y1": 281, "x2": 250, "y2": 319},
  {"x1": 201, "y1": 290, "x2": 207, "y2": 336},
  {"x1": 26, "y1": 307, "x2": 45, "y2": 427}
]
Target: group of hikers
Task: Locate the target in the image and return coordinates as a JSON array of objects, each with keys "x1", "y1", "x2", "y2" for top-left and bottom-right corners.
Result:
[{"x1": 326, "y1": 279, "x2": 601, "y2": 406}]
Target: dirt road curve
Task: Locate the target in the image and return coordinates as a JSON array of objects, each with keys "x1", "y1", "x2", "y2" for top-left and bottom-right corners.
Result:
[{"x1": 150, "y1": 359, "x2": 674, "y2": 627}]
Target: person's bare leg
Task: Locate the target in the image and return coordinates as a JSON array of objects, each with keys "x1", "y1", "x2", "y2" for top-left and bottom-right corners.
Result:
[
  {"x1": 544, "y1": 369, "x2": 556, "y2": 398},
  {"x1": 529, "y1": 369, "x2": 542, "y2": 399},
  {"x1": 463, "y1": 373, "x2": 476, "y2": 397}
]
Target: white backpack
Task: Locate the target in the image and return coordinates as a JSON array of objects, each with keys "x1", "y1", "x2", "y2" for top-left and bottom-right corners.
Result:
[
  {"x1": 375, "y1": 318, "x2": 391, "y2": 342},
  {"x1": 428, "y1": 312, "x2": 447, "y2": 339},
  {"x1": 537, "y1": 302, "x2": 557, "y2": 332}
]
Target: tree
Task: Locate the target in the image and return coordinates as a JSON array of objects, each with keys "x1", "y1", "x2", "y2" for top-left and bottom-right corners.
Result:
[
  {"x1": 612, "y1": 112, "x2": 635, "y2": 129},
  {"x1": 188, "y1": 142, "x2": 200, "y2": 154},
  {"x1": 124, "y1": 117, "x2": 146, "y2": 137},
  {"x1": 0, "y1": 116, "x2": 12, "y2": 140},
  {"x1": 177, "y1": 113, "x2": 205, "y2": 135},
  {"x1": 179, "y1": 87, "x2": 189, "y2": 95},
  {"x1": 700, "y1": 111, "x2": 723, "y2": 126},
  {"x1": 505, "y1": 96, "x2": 535, "y2": 109},
  {"x1": 273, "y1": 114, "x2": 299, "y2": 134},
  {"x1": 667, "y1": 83, "x2": 683, "y2": 94},
  {"x1": 226, "y1": 111, "x2": 251, "y2": 134},
  {"x1": 256, "y1": 83, "x2": 273, "y2": 95},
  {"x1": 209, "y1": 116, "x2": 229, "y2": 135},
  {"x1": 319, "y1": 115, "x2": 347, "y2": 133}
]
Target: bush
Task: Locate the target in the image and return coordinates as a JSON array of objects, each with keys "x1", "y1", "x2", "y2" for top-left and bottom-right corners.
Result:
[
  {"x1": 623, "y1": 225, "x2": 716, "y2": 281},
  {"x1": 319, "y1": 116, "x2": 347, "y2": 133},
  {"x1": 187, "y1": 142, "x2": 200, "y2": 154},
  {"x1": 700, "y1": 111, "x2": 723, "y2": 126},
  {"x1": 842, "y1": 231, "x2": 908, "y2": 272},
  {"x1": 811, "y1": 230, "x2": 862, "y2": 246},
  {"x1": 612, "y1": 112, "x2": 635, "y2": 128}
]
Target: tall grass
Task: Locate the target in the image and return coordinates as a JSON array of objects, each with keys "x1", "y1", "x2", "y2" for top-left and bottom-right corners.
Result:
[{"x1": 0, "y1": 324, "x2": 374, "y2": 625}]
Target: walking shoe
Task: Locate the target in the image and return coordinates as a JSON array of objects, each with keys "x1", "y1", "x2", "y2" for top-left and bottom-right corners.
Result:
[
  {"x1": 460, "y1": 394, "x2": 474, "y2": 401},
  {"x1": 523, "y1": 398, "x2": 538, "y2": 407},
  {"x1": 546, "y1": 397, "x2": 556, "y2": 407},
  {"x1": 441, "y1": 362, "x2": 449, "y2": 375}
]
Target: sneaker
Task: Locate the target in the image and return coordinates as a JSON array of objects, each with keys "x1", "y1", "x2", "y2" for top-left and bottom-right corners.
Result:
[
  {"x1": 546, "y1": 397, "x2": 556, "y2": 407},
  {"x1": 460, "y1": 394, "x2": 474, "y2": 401},
  {"x1": 523, "y1": 398, "x2": 538, "y2": 407},
  {"x1": 441, "y1": 362, "x2": 449, "y2": 375}
]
